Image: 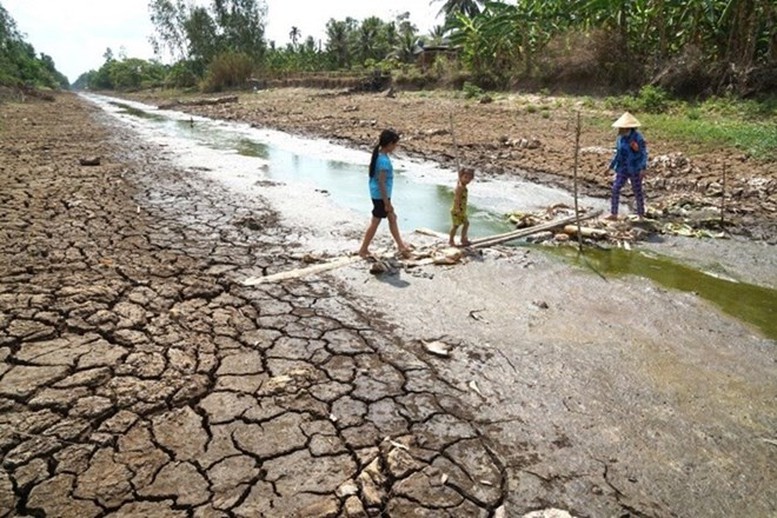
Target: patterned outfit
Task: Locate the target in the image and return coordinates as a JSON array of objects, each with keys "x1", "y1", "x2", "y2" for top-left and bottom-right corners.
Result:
[
  {"x1": 609, "y1": 129, "x2": 648, "y2": 216},
  {"x1": 451, "y1": 185, "x2": 469, "y2": 226}
]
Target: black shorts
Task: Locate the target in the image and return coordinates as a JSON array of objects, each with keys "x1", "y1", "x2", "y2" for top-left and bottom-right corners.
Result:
[{"x1": 371, "y1": 198, "x2": 390, "y2": 219}]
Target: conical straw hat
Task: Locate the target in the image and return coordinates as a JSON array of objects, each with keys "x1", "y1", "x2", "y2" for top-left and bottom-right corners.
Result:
[{"x1": 612, "y1": 112, "x2": 641, "y2": 128}]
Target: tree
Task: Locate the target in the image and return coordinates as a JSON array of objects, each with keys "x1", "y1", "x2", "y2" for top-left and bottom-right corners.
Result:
[
  {"x1": 148, "y1": 0, "x2": 189, "y2": 60},
  {"x1": 149, "y1": 0, "x2": 268, "y2": 66},
  {"x1": 212, "y1": 0, "x2": 267, "y2": 60},
  {"x1": 0, "y1": 3, "x2": 68, "y2": 88},
  {"x1": 433, "y1": 0, "x2": 484, "y2": 21},
  {"x1": 289, "y1": 26, "x2": 301, "y2": 48},
  {"x1": 325, "y1": 18, "x2": 351, "y2": 68}
]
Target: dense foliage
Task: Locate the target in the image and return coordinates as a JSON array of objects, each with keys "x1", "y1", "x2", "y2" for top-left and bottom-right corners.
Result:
[
  {"x1": 449, "y1": 0, "x2": 777, "y2": 94},
  {"x1": 12, "y1": 0, "x2": 772, "y2": 97},
  {"x1": 0, "y1": 2, "x2": 68, "y2": 89}
]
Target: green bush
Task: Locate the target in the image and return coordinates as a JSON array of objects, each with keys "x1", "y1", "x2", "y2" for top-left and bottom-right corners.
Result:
[
  {"x1": 462, "y1": 81, "x2": 483, "y2": 99},
  {"x1": 202, "y1": 52, "x2": 254, "y2": 92},
  {"x1": 165, "y1": 61, "x2": 200, "y2": 88},
  {"x1": 635, "y1": 85, "x2": 670, "y2": 113}
]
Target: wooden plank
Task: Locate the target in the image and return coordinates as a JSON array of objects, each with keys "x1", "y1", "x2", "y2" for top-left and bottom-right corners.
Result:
[{"x1": 243, "y1": 255, "x2": 361, "y2": 285}]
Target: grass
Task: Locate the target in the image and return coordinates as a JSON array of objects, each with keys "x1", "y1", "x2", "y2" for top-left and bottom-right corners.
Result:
[
  {"x1": 594, "y1": 92, "x2": 777, "y2": 161},
  {"x1": 646, "y1": 115, "x2": 777, "y2": 160}
]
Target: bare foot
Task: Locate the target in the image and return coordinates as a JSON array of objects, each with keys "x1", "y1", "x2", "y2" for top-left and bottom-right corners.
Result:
[
  {"x1": 448, "y1": 240, "x2": 456, "y2": 247},
  {"x1": 398, "y1": 247, "x2": 412, "y2": 259},
  {"x1": 460, "y1": 238, "x2": 471, "y2": 247},
  {"x1": 358, "y1": 249, "x2": 371, "y2": 259}
]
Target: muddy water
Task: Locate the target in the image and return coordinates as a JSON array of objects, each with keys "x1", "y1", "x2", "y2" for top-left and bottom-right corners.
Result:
[
  {"x1": 554, "y1": 247, "x2": 777, "y2": 340},
  {"x1": 88, "y1": 94, "x2": 775, "y2": 340}
]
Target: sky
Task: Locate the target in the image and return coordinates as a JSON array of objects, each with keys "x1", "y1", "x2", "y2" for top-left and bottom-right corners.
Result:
[{"x1": 2, "y1": 0, "x2": 443, "y2": 83}]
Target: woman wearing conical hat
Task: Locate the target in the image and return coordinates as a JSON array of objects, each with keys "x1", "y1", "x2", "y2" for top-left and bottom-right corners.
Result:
[{"x1": 606, "y1": 112, "x2": 648, "y2": 220}]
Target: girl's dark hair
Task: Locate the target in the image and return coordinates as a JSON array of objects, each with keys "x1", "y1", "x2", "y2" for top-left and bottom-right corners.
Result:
[{"x1": 369, "y1": 129, "x2": 400, "y2": 178}]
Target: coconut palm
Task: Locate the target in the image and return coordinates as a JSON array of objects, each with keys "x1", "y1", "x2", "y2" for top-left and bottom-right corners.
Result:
[
  {"x1": 432, "y1": 0, "x2": 484, "y2": 19},
  {"x1": 428, "y1": 24, "x2": 447, "y2": 45},
  {"x1": 289, "y1": 26, "x2": 301, "y2": 47}
]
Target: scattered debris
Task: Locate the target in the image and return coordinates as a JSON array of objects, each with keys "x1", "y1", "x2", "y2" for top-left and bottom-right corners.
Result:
[
  {"x1": 158, "y1": 95, "x2": 238, "y2": 110},
  {"x1": 441, "y1": 473, "x2": 449, "y2": 485},
  {"x1": 468, "y1": 380, "x2": 484, "y2": 397},
  {"x1": 522, "y1": 509, "x2": 576, "y2": 518},
  {"x1": 502, "y1": 136, "x2": 541, "y2": 149},
  {"x1": 79, "y1": 157, "x2": 101, "y2": 166},
  {"x1": 422, "y1": 340, "x2": 452, "y2": 357},
  {"x1": 469, "y1": 309, "x2": 489, "y2": 323},
  {"x1": 505, "y1": 202, "x2": 730, "y2": 247}
]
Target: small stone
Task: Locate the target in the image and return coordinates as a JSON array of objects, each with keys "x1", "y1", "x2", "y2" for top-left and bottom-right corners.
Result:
[
  {"x1": 297, "y1": 496, "x2": 339, "y2": 518},
  {"x1": 336, "y1": 480, "x2": 359, "y2": 498},
  {"x1": 344, "y1": 496, "x2": 366, "y2": 516}
]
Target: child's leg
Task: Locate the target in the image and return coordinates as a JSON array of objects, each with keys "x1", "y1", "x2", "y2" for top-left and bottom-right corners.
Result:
[
  {"x1": 387, "y1": 212, "x2": 409, "y2": 254},
  {"x1": 358, "y1": 217, "x2": 381, "y2": 257},
  {"x1": 460, "y1": 221, "x2": 470, "y2": 245},
  {"x1": 449, "y1": 224, "x2": 459, "y2": 246}
]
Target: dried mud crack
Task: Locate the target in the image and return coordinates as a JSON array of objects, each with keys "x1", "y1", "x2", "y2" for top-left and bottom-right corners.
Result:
[
  {"x1": 0, "y1": 94, "x2": 519, "y2": 517},
  {"x1": 3, "y1": 92, "x2": 775, "y2": 518}
]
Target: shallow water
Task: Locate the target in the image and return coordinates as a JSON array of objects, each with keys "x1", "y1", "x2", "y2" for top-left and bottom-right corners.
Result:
[
  {"x1": 91, "y1": 95, "x2": 775, "y2": 340},
  {"x1": 102, "y1": 98, "x2": 563, "y2": 237},
  {"x1": 554, "y1": 246, "x2": 777, "y2": 340}
]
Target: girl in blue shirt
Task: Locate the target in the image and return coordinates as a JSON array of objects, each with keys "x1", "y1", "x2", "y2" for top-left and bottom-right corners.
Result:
[
  {"x1": 358, "y1": 129, "x2": 412, "y2": 258},
  {"x1": 606, "y1": 112, "x2": 648, "y2": 220}
]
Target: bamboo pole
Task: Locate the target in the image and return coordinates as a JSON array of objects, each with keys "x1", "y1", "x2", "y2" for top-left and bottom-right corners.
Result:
[
  {"x1": 469, "y1": 211, "x2": 602, "y2": 249},
  {"x1": 449, "y1": 111, "x2": 461, "y2": 172},
  {"x1": 573, "y1": 111, "x2": 584, "y2": 253},
  {"x1": 720, "y1": 161, "x2": 727, "y2": 227}
]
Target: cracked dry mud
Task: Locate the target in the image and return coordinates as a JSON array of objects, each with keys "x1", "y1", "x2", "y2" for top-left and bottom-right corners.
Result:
[
  {"x1": 0, "y1": 94, "x2": 522, "y2": 518},
  {"x1": 1, "y1": 93, "x2": 776, "y2": 518}
]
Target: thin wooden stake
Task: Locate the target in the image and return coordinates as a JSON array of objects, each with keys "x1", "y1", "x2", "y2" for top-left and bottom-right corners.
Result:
[
  {"x1": 449, "y1": 111, "x2": 461, "y2": 172},
  {"x1": 573, "y1": 111, "x2": 584, "y2": 254},
  {"x1": 720, "y1": 161, "x2": 727, "y2": 227}
]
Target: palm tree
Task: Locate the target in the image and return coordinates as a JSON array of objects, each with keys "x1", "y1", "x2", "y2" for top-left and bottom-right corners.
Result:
[
  {"x1": 428, "y1": 24, "x2": 447, "y2": 46},
  {"x1": 390, "y1": 31, "x2": 420, "y2": 63},
  {"x1": 325, "y1": 19, "x2": 350, "y2": 68},
  {"x1": 289, "y1": 26, "x2": 301, "y2": 47},
  {"x1": 432, "y1": 0, "x2": 484, "y2": 20}
]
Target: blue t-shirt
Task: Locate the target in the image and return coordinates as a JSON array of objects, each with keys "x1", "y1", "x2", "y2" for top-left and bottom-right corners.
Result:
[
  {"x1": 369, "y1": 153, "x2": 394, "y2": 199},
  {"x1": 609, "y1": 129, "x2": 648, "y2": 176}
]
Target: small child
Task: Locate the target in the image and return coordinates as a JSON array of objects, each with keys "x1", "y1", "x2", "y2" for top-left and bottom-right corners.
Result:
[{"x1": 449, "y1": 167, "x2": 475, "y2": 247}]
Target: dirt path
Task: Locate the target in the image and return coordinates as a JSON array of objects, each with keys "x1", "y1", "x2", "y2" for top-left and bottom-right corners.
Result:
[
  {"x1": 1, "y1": 92, "x2": 776, "y2": 518},
  {"x1": 126, "y1": 87, "x2": 776, "y2": 242}
]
